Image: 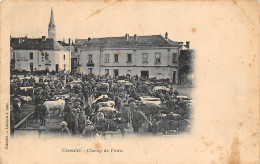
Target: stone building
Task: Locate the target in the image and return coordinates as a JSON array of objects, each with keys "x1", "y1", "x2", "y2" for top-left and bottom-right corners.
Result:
[
  {"x1": 12, "y1": 9, "x2": 71, "y2": 72},
  {"x1": 76, "y1": 33, "x2": 182, "y2": 84},
  {"x1": 10, "y1": 37, "x2": 27, "y2": 70},
  {"x1": 14, "y1": 36, "x2": 71, "y2": 72}
]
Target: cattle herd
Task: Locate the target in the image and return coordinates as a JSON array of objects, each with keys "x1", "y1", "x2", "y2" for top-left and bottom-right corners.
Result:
[{"x1": 10, "y1": 71, "x2": 192, "y2": 137}]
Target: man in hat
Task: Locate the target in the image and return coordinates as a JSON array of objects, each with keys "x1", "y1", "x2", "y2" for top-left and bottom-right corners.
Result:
[
  {"x1": 132, "y1": 107, "x2": 142, "y2": 133},
  {"x1": 82, "y1": 120, "x2": 96, "y2": 138},
  {"x1": 13, "y1": 97, "x2": 21, "y2": 122},
  {"x1": 64, "y1": 108, "x2": 78, "y2": 135},
  {"x1": 64, "y1": 100, "x2": 73, "y2": 116},
  {"x1": 78, "y1": 110, "x2": 86, "y2": 134},
  {"x1": 167, "y1": 96, "x2": 175, "y2": 112},
  {"x1": 121, "y1": 104, "x2": 130, "y2": 128},
  {"x1": 60, "y1": 121, "x2": 71, "y2": 136},
  {"x1": 39, "y1": 104, "x2": 47, "y2": 126},
  {"x1": 129, "y1": 100, "x2": 137, "y2": 122}
]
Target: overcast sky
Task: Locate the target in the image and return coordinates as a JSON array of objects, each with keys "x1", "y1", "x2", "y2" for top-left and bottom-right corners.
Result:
[
  {"x1": 6, "y1": 0, "x2": 256, "y2": 52},
  {"x1": 8, "y1": 1, "x2": 205, "y2": 43}
]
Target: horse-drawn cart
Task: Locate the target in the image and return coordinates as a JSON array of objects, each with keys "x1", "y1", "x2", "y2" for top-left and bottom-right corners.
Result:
[{"x1": 92, "y1": 107, "x2": 126, "y2": 137}]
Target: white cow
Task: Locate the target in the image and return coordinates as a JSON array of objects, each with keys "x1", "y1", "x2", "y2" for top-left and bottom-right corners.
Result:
[{"x1": 43, "y1": 99, "x2": 65, "y2": 116}]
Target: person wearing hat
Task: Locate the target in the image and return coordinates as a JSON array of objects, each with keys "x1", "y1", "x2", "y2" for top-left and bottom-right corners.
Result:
[
  {"x1": 78, "y1": 110, "x2": 86, "y2": 134},
  {"x1": 39, "y1": 104, "x2": 47, "y2": 126},
  {"x1": 82, "y1": 120, "x2": 96, "y2": 138},
  {"x1": 60, "y1": 121, "x2": 71, "y2": 136},
  {"x1": 132, "y1": 107, "x2": 142, "y2": 133},
  {"x1": 121, "y1": 104, "x2": 130, "y2": 128},
  {"x1": 64, "y1": 100, "x2": 73, "y2": 116},
  {"x1": 13, "y1": 97, "x2": 21, "y2": 122},
  {"x1": 64, "y1": 108, "x2": 78, "y2": 135},
  {"x1": 167, "y1": 96, "x2": 175, "y2": 112}
]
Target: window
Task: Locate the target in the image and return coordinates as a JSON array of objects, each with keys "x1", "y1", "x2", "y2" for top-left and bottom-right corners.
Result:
[
  {"x1": 155, "y1": 53, "x2": 161, "y2": 63},
  {"x1": 142, "y1": 53, "x2": 148, "y2": 63},
  {"x1": 127, "y1": 54, "x2": 132, "y2": 63},
  {"x1": 64, "y1": 64, "x2": 66, "y2": 70},
  {"x1": 114, "y1": 54, "x2": 118, "y2": 63},
  {"x1": 30, "y1": 52, "x2": 33, "y2": 60},
  {"x1": 105, "y1": 54, "x2": 110, "y2": 63},
  {"x1": 63, "y1": 55, "x2": 66, "y2": 60},
  {"x1": 172, "y1": 53, "x2": 177, "y2": 62},
  {"x1": 88, "y1": 68, "x2": 93, "y2": 74},
  {"x1": 105, "y1": 69, "x2": 109, "y2": 75},
  {"x1": 88, "y1": 54, "x2": 93, "y2": 62}
]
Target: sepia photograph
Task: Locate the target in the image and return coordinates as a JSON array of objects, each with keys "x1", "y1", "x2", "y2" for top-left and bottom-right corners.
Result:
[
  {"x1": 1, "y1": 0, "x2": 259, "y2": 164},
  {"x1": 10, "y1": 7, "x2": 194, "y2": 138}
]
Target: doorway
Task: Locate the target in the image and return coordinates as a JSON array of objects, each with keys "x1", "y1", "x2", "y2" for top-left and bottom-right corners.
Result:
[
  {"x1": 173, "y1": 71, "x2": 176, "y2": 84},
  {"x1": 56, "y1": 64, "x2": 59, "y2": 72},
  {"x1": 141, "y1": 70, "x2": 149, "y2": 78},
  {"x1": 114, "y1": 69, "x2": 119, "y2": 78},
  {"x1": 30, "y1": 63, "x2": 33, "y2": 72}
]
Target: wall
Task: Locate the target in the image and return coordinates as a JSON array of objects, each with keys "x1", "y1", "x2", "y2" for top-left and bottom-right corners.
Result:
[
  {"x1": 14, "y1": 49, "x2": 70, "y2": 71},
  {"x1": 79, "y1": 49, "x2": 100, "y2": 74},
  {"x1": 79, "y1": 47, "x2": 180, "y2": 83}
]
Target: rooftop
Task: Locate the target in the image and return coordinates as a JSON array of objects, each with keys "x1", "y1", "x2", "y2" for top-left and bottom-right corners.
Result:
[
  {"x1": 15, "y1": 38, "x2": 68, "y2": 51},
  {"x1": 76, "y1": 35, "x2": 180, "y2": 49},
  {"x1": 10, "y1": 37, "x2": 27, "y2": 48}
]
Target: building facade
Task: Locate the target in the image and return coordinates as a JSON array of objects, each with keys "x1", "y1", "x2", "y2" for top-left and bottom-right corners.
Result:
[
  {"x1": 77, "y1": 33, "x2": 182, "y2": 84},
  {"x1": 11, "y1": 8, "x2": 71, "y2": 72},
  {"x1": 10, "y1": 37, "x2": 27, "y2": 71},
  {"x1": 14, "y1": 37, "x2": 71, "y2": 72}
]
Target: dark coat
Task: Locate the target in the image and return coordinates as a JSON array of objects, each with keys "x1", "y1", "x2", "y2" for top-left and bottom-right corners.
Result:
[{"x1": 132, "y1": 110, "x2": 142, "y2": 128}]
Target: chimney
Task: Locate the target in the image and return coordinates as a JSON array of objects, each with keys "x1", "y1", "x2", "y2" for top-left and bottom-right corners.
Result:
[
  {"x1": 68, "y1": 38, "x2": 71, "y2": 45},
  {"x1": 88, "y1": 37, "x2": 91, "y2": 41},
  {"x1": 165, "y1": 32, "x2": 168, "y2": 40},
  {"x1": 42, "y1": 36, "x2": 46, "y2": 41},
  {"x1": 134, "y1": 34, "x2": 137, "y2": 42},
  {"x1": 72, "y1": 40, "x2": 74, "y2": 45},
  {"x1": 186, "y1": 41, "x2": 190, "y2": 49},
  {"x1": 125, "y1": 33, "x2": 129, "y2": 41},
  {"x1": 18, "y1": 38, "x2": 21, "y2": 44}
]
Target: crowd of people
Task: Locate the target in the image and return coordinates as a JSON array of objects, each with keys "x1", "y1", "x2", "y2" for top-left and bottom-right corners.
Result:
[{"x1": 10, "y1": 70, "x2": 192, "y2": 137}]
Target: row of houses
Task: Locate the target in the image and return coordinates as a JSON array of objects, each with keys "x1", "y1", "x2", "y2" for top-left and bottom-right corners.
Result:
[{"x1": 10, "y1": 8, "x2": 194, "y2": 85}]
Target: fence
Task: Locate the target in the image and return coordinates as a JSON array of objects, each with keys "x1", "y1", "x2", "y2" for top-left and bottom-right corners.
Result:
[{"x1": 11, "y1": 111, "x2": 46, "y2": 137}]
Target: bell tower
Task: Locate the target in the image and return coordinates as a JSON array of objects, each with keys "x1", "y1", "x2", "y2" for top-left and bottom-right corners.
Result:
[{"x1": 48, "y1": 8, "x2": 56, "y2": 40}]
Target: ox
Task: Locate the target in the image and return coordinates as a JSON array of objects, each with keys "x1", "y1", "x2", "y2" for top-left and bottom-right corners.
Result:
[{"x1": 43, "y1": 98, "x2": 65, "y2": 117}]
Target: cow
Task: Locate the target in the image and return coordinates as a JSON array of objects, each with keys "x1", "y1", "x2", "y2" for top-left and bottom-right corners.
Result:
[{"x1": 43, "y1": 98, "x2": 65, "y2": 117}]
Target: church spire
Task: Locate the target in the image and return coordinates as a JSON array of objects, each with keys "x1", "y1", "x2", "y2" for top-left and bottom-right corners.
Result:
[
  {"x1": 48, "y1": 8, "x2": 56, "y2": 40},
  {"x1": 49, "y1": 8, "x2": 55, "y2": 28}
]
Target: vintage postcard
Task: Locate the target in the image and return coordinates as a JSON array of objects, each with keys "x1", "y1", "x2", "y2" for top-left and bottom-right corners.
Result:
[{"x1": 0, "y1": 0, "x2": 259, "y2": 163}]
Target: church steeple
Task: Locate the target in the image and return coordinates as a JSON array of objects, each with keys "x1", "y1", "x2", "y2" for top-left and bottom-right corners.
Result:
[{"x1": 48, "y1": 8, "x2": 56, "y2": 40}]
